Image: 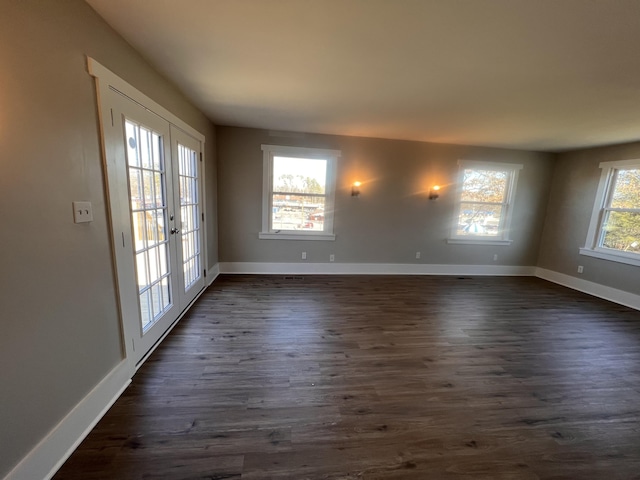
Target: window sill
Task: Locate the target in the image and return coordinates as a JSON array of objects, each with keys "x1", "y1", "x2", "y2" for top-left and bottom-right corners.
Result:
[
  {"x1": 447, "y1": 238, "x2": 513, "y2": 246},
  {"x1": 259, "y1": 232, "x2": 336, "y2": 241},
  {"x1": 579, "y1": 247, "x2": 640, "y2": 267}
]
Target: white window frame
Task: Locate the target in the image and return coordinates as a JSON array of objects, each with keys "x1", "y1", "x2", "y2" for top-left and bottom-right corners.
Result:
[
  {"x1": 259, "y1": 144, "x2": 339, "y2": 241},
  {"x1": 580, "y1": 158, "x2": 640, "y2": 267},
  {"x1": 447, "y1": 160, "x2": 523, "y2": 246}
]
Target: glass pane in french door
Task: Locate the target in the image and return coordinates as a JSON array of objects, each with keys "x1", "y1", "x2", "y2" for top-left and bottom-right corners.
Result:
[
  {"x1": 125, "y1": 120, "x2": 172, "y2": 331},
  {"x1": 177, "y1": 143, "x2": 201, "y2": 291}
]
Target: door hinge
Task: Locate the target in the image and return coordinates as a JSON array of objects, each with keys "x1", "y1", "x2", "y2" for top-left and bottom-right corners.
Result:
[
  {"x1": 110, "y1": 108, "x2": 114, "y2": 127},
  {"x1": 204, "y1": 269, "x2": 207, "y2": 278},
  {"x1": 200, "y1": 152, "x2": 203, "y2": 162},
  {"x1": 131, "y1": 338, "x2": 135, "y2": 352},
  {"x1": 202, "y1": 212, "x2": 205, "y2": 222}
]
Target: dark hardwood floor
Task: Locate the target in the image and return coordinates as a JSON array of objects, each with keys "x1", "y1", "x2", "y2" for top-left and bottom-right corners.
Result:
[{"x1": 54, "y1": 275, "x2": 640, "y2": 479}]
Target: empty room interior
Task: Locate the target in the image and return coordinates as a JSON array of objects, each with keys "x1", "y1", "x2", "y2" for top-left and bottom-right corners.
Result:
[{"x1": 3, "y1": 1, "x2": 640, "y2": 479}]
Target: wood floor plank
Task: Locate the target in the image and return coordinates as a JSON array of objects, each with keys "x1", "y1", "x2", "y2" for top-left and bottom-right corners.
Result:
[{"x1": 54, "y1": 275, "x2": 640, "y2": 479}]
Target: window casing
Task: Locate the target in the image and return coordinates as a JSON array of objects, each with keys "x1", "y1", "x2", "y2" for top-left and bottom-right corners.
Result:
[
  {"x1": 580, "y1": 159, "x2": 640, "y2": 267},
  {"x1": 448, "y1": 160, "x2": 522, "y2": 245},
  {"x1": 260, "y1": 144, "x2": 339, "y2": 241}
]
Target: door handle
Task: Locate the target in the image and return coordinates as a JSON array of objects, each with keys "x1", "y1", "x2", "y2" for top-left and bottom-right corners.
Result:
[{"x1": 171, "y1": 227, "x2": 181, "y2": 235}]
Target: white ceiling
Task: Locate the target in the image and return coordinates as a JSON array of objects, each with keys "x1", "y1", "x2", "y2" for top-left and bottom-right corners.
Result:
[{"x1": 87, "y1": 0, "x2": 640, "y2": 152}]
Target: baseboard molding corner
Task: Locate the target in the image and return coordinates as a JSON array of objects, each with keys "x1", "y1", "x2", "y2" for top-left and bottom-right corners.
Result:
[
  {"x1": 218, "y1": 262, "x2": 536, "y2": 276},
  {"x1": 535, "y1": 267, "x2": 640, "y2": 311},
  {"x1": 207, "y1": 263, "x2": 221, "y2": 286},
  {"x1": 5, "y1": 360, "x2": 131, "y2": 480}
]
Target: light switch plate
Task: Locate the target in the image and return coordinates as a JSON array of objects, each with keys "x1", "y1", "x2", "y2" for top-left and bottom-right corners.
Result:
[{"x1": 73, "y1": 201, "x2": 93, "y2": 223}]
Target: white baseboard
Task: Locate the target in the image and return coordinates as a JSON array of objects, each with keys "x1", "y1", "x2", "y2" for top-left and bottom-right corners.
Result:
[
  {"x1": 7, "y1": 270, "x2": 219, "y2": 480},
  {"x1": 535, "y1": 268, "x2": 640, "y2": 311},
  {"x1": 217, "y1": 262, "x2": 639, "y2": 311},
  {"x1": 5, "y1": 360, "x2": 131, "y2": 480},
  {"x1": 9, "y1": 264, "x2": 635, "y2": 480},
  {"x1": 218, "y1": 262, "x2": 536, "y2": 276},
  {"x1": 136, "y1": 277, "x2": 215, "y2": 368}
]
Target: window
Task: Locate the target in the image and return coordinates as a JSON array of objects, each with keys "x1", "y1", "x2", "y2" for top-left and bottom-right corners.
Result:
[
  {"x1": 580, "y1": 159, "x2": 640, "y2": 266},
  {"x1": 260, "y1": 144, "x2": 339, "y2": 241},
  {"x1": 448, "y1": 160, "x2": 522, "y2": 245}
]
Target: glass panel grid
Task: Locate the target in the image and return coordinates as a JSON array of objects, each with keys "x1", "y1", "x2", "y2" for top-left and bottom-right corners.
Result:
[
  {"x1": 178, "y1": 144, "x2": 201, "y2": 291},
  {"x1": 271, "y1": 156, "x2": 328, "y2": 233},
  {"x1": 455, "y1": 167, "x2": 512, "y2": 238},
  {"x1": 596, "y1": 168, "x2": 640, "y2": 255},
  {"x1": 125, "y1": 120, "x2": 172, "y2": 331}
]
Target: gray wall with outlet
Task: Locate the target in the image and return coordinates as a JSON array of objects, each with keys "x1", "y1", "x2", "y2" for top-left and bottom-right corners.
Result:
[
  {"x1": 216, "y1": 126, "x2": 554, "y2": 266},
  {"x1": 538, "y1": 141, "x2": 640, "y2": 295},
  {"x1": 0, "y1": 2, "x2": 218, "y2": 477}
]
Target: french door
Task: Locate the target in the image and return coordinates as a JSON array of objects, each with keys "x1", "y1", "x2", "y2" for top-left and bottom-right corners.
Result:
[
  {"x1": 100, "y1": 86, "x2": 205, "y2": 365},
  {"x1": 170, "y1": 127, "x2": 206, "y2": 308}
]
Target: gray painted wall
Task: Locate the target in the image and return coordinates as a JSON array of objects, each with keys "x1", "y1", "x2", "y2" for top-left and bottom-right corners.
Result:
[
  {"x1": 0, "y1": 1, "x2": 217, "y2": 476},
  {"x1": 217, "y1": 127, "x2": 555, "y2": 266},
  {"x1": 3, "y1": 1, "x2": 638, "y2": 477},
  {"x1": 538, "y1": 142, "x2": 640, "y2": 295}
]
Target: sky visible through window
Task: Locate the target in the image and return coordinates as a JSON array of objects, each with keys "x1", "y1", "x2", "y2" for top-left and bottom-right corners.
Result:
[{"x1": 273, "y1": 156, "x2": 326, "y2": 192}]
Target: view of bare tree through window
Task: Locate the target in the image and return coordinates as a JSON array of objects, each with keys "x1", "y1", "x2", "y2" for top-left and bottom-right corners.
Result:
[
  {"x1": 601, "y1": 168, "x2": 640, "y2": 254},
  {"x1": 457, "y1": 169, "x2": 508, "y2": 236},
  {"x1": 272, "y1": 156, "x2": 327, "y2": 231}
]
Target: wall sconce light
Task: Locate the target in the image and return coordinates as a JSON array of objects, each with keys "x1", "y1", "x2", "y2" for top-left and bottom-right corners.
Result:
[
  {"x1": 352, "y1": 181, "x2": 361, "y2": 197},
  {"x1": 429, "y1": 185, "x2": 440, "y2": 200}
]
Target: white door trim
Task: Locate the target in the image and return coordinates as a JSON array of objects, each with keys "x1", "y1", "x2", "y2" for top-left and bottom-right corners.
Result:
[
  {"x1": 89, "y1": 57, "x2": 208, "y2": 366},
  {"x1": 88, "y1": 58, "x2": 204, "y2": 143}
]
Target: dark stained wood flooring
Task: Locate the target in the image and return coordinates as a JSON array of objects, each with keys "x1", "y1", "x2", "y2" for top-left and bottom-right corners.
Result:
[{"x1": 54, "y1": 275, "x2": 640, "y2": 479}]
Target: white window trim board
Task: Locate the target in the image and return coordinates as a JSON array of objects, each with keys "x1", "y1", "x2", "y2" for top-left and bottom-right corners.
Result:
[
  {"x1": 446, "y1": 238, "x2": 513, "y2": 246},
  {"x1": 457, "y1": 160, "x2": 524, "y2": 172},
  {"x1": 260, "y1": 144, "x2": 340, "y2": 241},
  {"x1": 259, "y1": 232, "x2": 336, "y2": 241},
  {"x1": 579, "y1": 247, "x2": 640, "y2": 267},
  {"x1": 581, "y1": 158, "x2": 640, "y2": 267},
  {"x1": 449, "y1": 160, "x2": 523, "y2": 244}
]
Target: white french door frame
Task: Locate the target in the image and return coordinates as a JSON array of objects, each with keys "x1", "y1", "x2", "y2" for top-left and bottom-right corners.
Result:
[
  {"x1": 89, "y1": 57, "x2": 208, "y2": 369},
  {"x1": 170, "y1": 126, "x2": 207, "y2": 306}
]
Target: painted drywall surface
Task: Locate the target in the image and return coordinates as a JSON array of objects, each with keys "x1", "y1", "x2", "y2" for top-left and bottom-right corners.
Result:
[
  {"x1": 0, "y1": 1, "x2": 216, "y2": 476},
  {"x1": 217, "y1": 127, "x2": 554, "y2": 266},
  {"x1": 538, "y1": 142, "x2": 640, "y2": 295}
]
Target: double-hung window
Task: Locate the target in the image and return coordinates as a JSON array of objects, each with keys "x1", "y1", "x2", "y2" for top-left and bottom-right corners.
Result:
[
  {"x1": 581, "y1": 159, "x2": 640, "y2": 266},
  {"x1": 260, "y1": 144, "x2": 339, "y2": 241},
  {"x1": 448, "y1": 160, "x2": 522, "y2": 245}
]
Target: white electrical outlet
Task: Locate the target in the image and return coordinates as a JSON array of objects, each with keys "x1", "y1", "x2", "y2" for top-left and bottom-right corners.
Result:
[
  {"x1": 73, "y1": 201, "x2": 93, "y2": 223},
  {"x1": 493, "y1": 254, "x2": 498, "y2": 261},
  {"x1": 329, "y1": 254, "x2": 335, "y2": 262},
  {"x1": 302, "y1": 252, "x2": 307, "y2": 260},
  {"x1": 577, "y1": 265, "x2": 584, "y2": 274},
  {"x1": 416, "y1": 251, "x2": 421, "y2": 259}
]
